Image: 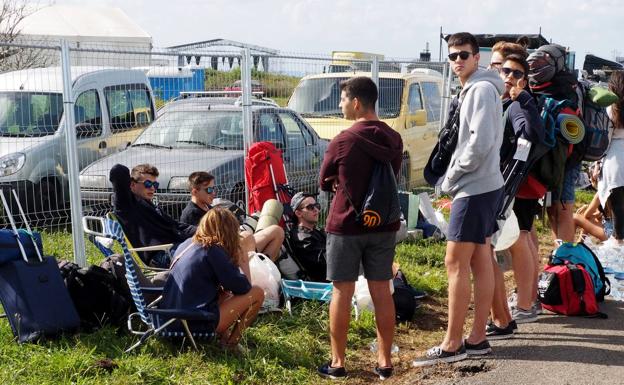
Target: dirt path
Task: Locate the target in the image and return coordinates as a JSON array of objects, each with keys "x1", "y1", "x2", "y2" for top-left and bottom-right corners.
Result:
[{"x1": 403, "y1": 300, "x2": 624, "y2": 385}]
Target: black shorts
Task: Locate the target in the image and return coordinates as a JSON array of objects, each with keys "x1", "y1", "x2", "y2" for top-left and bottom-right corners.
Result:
[
  {"x1": 513, "y1": 198, "x2": 539, "y2": 231},
  {"x1": 447, "y1": 188, "x2": 504, "y2": 244}
]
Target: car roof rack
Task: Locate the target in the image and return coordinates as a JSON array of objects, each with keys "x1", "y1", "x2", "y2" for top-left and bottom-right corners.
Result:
[
  {"x1": 178, "y1": 91, "x2": 265, "y2": 98},
  {"x1": 171, "y1": 91, "x2": 279, "y2": 107}
]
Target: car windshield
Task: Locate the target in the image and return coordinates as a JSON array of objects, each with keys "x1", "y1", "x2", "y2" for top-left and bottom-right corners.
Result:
[
  {"x1": 288, "y1": 77, "x2": 404, "y2": 118},
  {"x1": 134, "y1": 110, "x2": 244, "y2": 150},
  {"x1": 0, "y1": 92, "x2": 64, "y2": 137}
]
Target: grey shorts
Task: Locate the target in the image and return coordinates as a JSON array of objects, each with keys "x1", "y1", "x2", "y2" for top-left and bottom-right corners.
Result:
[{"x1": 326, "y1": 232, "x2": 396, "y2": 282}]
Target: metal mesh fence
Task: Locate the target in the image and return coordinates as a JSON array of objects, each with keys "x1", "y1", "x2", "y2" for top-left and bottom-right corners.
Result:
[{"x1": 0, "y1": 41, "x2": 452, "y2": 265}]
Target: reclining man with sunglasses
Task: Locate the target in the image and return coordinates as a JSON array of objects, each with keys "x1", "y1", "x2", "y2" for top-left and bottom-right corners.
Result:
[
  {"x1": 180, "y1": 171, "x2": 284, "y2": 262},
  {"x1": 109, "y1": 163, "x2": 197, "y2": 268},
  {"x1": 289, "y1": 192, "x2": 328, "y2": 282}
]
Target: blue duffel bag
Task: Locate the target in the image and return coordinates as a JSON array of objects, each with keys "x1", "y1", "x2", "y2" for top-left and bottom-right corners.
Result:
[{"x1": 0, "y1": 229, "x2": 43, "y2": 264}]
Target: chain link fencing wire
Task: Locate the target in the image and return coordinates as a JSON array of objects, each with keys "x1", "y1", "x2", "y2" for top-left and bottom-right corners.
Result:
[{"x1": 0, "y1": 42, "x2": 453, "y2": 248}]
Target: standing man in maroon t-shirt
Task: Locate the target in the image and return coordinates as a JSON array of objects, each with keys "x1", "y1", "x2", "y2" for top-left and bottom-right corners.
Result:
[{"x1": 317, "y1": 77, "x2": 403, "y2": 381}]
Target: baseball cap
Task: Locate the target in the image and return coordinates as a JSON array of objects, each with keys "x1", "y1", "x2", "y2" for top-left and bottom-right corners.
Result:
[{"x1": 290, "y1": 192, "x2": 314, "y2": 211}]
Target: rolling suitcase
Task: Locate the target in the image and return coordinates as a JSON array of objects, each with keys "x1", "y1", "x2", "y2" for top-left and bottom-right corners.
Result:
[{"x1": 0, "y1": 190, "x2": 80, "y2": 342}]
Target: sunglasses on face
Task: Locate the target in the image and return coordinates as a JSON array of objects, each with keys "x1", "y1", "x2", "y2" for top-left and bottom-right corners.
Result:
[
  {"x1": 499, "y1": 67, "x2": 525, "y2": 80},
  {"x1": 204, "y1": 186, "x2": 216, "y2": 194},
  {"x1": 301, "y1": 203, "x2": 321, "y2": 211},
  {"x1": 141, "y1": 180, "x2": 159, "y2": 189},
  {"x1": 448, "y1": 51, "x2": 473, "y2": 61},
  {"x1": 489, "y1": 62, "x2": 502, "y2": 69}
]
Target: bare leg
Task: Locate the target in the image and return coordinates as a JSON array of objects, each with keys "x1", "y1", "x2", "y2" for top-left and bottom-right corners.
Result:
[
  {"x1": 530, "y1": 227, "x2": 540, "y2": 303},
  {"x1": 441, "y1": 241, "x2": 476, "y2": 352},
  {"x1": 490, "y1": 250, "x2": 512, "y2": 327},
  {"x1": 216, "y1": 286, "x2": 265, "y2": 345},
  {"x1": 368, "y1": 279, "x2": 395, "y2": 368},
  {"x1": 253, "y1": 225, "x2": 285, "y2": 261},
  {"x1": 467, "y1": 239, "x2": 495, "y2": 344},
  {"x1": 509, "y1": 232, "x2": 536, "y2": 310},
  {"x1": 547, "y1": 203, "x2": 576, "y2": 244},
  {"x1": 329, "y1": 281, "x2": 355, "y2": 368}
]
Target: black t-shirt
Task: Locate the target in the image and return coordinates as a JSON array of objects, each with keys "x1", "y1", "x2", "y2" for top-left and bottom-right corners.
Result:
[
  {"x1": 180, "y1": 201, "x2": 210, "y2": 226},
  {"x1": 291, "y1": 226, "x2": 328, "y2": 282}
]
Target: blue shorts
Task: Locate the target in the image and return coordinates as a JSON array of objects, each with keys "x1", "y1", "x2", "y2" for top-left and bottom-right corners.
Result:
[
  {"x1": 558, "y1": 163, "x2": 580, "y2": 204},
  {"x1": 447, "y1": 188, "x2": 504, "y2": 244}
]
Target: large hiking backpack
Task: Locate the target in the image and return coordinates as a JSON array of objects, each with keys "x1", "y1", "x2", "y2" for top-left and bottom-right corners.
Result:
[
  {"x1": 538, "y1": 262, "x2": 604, "y2": 317},
  {"x1": 572, "y1": 80, "x2": 618, "y2": 162},
  {"x1": 529, "y1": 97, "x2": 578, "y2": 196},
  {"x1": 551, "y1": 242, "x2": 610, "y2": 302},
  {"x1": 58, "y1": 260, "x2": 132, "y2": 330}
]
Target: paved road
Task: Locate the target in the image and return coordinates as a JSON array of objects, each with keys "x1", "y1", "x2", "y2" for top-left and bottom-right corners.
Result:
[{"x1": 435, "y1": 300, "x2": 624, "y2": 385}]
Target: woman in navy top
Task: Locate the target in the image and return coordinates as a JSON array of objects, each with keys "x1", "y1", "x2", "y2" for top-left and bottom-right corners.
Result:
[{"x1": 161, "y1": 207, "x2": 264, "y2": 349}]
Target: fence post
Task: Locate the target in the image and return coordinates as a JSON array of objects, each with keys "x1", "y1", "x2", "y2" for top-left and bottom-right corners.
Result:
[
  {"x1": 60, "y1": 40, "x2": 86, "y2": 267},
  {"x1": 241, "y1": 48, "x2": 253, "y2": 212},
  {"x1": 371, "y1": 56, "x2": 379, "y2": 114}
]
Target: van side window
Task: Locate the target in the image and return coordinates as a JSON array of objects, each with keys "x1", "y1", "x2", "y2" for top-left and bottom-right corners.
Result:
[
  {"x1": 421, "y1": 82, "x2": 441, "y2": 121},
  {"x1": 407, "y1": 83, "x2": 423, "y2": 114},
  {"x1": 74, "y1": 90, "x2": 102, "y2": 138},
  {"x1": 105, "y1": 84, "x2": 154, "y2": 133}
]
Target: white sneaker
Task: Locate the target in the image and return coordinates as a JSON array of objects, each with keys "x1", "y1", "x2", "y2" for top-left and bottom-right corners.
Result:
[{"x1": 507, "y1": 291, "x2": 518, "y2": 309}]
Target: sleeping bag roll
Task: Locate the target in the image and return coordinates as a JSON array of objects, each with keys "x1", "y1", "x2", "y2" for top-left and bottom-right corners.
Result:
[
  {"x1": 557, "y1": 113, "x2": 585, "y2": 144},
  {"x1": 255, "y1": 199, "x2": 283, "y2": 232}
]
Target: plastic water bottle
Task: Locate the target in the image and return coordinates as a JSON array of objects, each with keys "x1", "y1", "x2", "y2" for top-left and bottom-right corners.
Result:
[{"x1": 369, "y1": 339, "x2": 399, "y2": 354}]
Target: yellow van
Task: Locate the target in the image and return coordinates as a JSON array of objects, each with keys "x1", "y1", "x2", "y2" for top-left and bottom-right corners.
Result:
[{"x1": 287, "y1": 70, "x2": 443, "y2": 188}]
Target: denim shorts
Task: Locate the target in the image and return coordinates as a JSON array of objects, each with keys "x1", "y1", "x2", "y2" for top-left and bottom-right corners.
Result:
[
  {"x1": 558, "y1": 163, "x2": 581, "y2": 204},
  {"x1": 447, "y1": 188, "x2": 503, "y2": 244},
  {"x1": 326, "y1": 232, "x2": 396, "y2": 282}
]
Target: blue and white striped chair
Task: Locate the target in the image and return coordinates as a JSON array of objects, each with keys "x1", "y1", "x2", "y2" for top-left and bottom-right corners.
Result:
[{"x1": 85, "y1": 216, "x2": 217, "y2": 352}]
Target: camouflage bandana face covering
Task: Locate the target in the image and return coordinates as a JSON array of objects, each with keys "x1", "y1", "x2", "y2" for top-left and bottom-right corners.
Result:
[{"x1": 527, "y1": 51, "x2": 556, "y2": 87}]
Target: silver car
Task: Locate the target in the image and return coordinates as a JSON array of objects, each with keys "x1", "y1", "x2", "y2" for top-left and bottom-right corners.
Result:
[{"x1": 80, "y1": 98, "x2": 328, "y2": 217}]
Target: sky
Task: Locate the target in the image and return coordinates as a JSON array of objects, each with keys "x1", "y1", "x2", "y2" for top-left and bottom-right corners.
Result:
[{"x1": 50, "y1": 0, "x2": 623, "y2": 66}]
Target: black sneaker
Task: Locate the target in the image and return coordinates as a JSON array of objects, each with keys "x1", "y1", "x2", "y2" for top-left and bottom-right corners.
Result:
[
  {"x1": 373, "y1": 366, "x2": 393, "y2": 380},
  {"x1": 510, "y1": 320, "x2": 518, "y2": 331},
  {"x1": 464, "y1": 339, "x2": 492, "y2": 356},
  {"x1": 412, "y1": 288, "x2": 428, "y2": 299},
  {"x1": 412, "y1": 345, "x2": 468, "y2": 367},
  {"x1": 486, "y1": 322, "x2": 515, "y2": 340},
  {"x1": 317, "y1": 362, "x2": 347, "y2": 380}
]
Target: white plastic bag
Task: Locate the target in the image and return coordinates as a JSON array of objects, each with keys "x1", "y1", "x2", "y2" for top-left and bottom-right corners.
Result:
[
  {"x1": 354, "y1": 275, "x2": 394, "y2": 312},
  {"x1": 491, "y1": 209, "x2": 520, "y2": 252},
  {"x1": 248, "y1": 253, "x2": 281, "y2": 312}
]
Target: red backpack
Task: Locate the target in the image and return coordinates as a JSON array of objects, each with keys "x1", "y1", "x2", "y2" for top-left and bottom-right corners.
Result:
[{"x1": 537, "y1": 262, "x2": 606, "y2": 317}]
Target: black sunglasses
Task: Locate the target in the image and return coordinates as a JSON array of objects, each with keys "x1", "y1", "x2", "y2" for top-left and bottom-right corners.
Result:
[
  {"x1": 204, "y1": 186, "x2": 216, "y2": 194},
  {"x1": 448, "y1": 51, "x2": 473, "y2": 61},
  {"x1": 500, "y1": 67, "x2": 525, "y2": 80},
  {"x1": 301, "y1": 203, "x2": 321, "y2": 211},
  {"x1": 141, "y1": 180, "x2": 159, "y2": 189}
]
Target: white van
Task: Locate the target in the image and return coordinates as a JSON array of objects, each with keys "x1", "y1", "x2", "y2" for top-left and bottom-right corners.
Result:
[{"x1": 0, "y1": 67, "x2": 155, "y2": 217}]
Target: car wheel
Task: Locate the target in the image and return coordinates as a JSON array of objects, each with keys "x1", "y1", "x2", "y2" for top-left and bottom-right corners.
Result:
[
  {"x1": 398, "y1": 152, "x2": 410, "y2": 191},
  {"x1": 33, "y1": 178, "x2": 67, "y2": 227},
  {"x1": 231, "y1": 183, "x2": 246, "y2": 212}
]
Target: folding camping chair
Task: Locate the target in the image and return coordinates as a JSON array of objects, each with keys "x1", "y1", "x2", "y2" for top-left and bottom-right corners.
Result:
[
  {"x1": 84, "y1": 217, "x2": 216, "y2": 352},
  {"x1": 82, "y1": 213, "x2": 170, "y2": 274},
  {"x1": 280, "y1": 279, "x2": 359, "y2": 320}
]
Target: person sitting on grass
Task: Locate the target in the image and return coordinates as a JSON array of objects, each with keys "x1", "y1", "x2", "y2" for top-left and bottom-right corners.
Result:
[
  {"x1": 179, "y1": 171, "x2": 284, "y2": 261},
  {"x1": 161, "y1": 207, "x2": 264, "y2": 351},
  {"x1": 574, "y1": 191, "x2": 613, "y2": 243}
]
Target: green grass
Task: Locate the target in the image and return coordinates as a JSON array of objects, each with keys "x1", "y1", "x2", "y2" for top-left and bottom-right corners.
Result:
[{"x1": 0, "y1": 232, "x2": 447, "y2": 385}]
